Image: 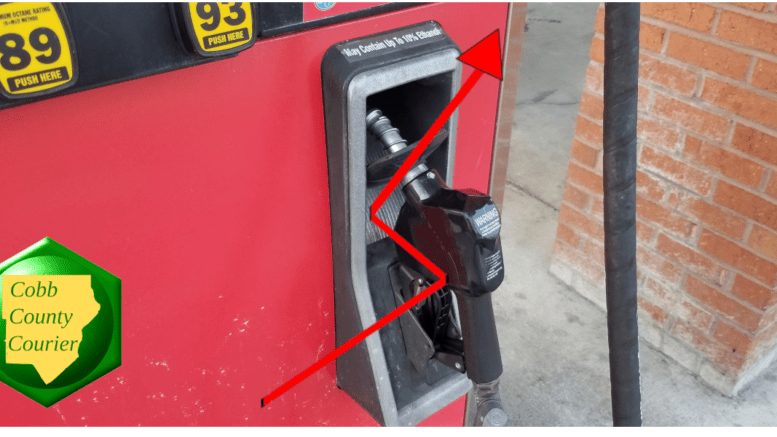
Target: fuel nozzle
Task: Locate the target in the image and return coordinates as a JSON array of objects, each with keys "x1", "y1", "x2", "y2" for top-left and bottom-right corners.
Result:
[{"x1": 367, "y1": 108, "x2": 509, "y2": 426}]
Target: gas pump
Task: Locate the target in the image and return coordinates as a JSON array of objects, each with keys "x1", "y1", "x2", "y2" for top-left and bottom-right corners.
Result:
[
  {"x1": 0, "y1": 2, "x2": 517, "y2": 426},
  {"x1": 0, "y1": 1, "x2": 642, "y2": 428},
  {"x1": 322, "y1": 22, "x2": 507, "y2": 426}
]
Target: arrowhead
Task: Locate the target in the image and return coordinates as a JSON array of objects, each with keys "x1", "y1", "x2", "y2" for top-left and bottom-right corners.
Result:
[{"x1": 457, "y1": 30, "x2": 503, "y2": 80}]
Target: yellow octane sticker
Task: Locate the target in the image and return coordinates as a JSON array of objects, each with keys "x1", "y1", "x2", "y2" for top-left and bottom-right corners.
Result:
[
  {"x1": 185, "y1": 2, "x2": 254, "y2": 55},
  {"x1": 0, "y1": 3, "x2": 76, "y2": 98}
]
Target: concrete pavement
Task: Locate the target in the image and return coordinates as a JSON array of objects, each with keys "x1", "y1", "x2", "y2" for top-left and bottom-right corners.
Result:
[{"x1": 493, "y1": 2, "x2": 777, "y2": 426}]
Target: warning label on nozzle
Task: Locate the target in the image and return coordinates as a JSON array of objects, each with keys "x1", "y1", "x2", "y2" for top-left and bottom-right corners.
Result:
[
  {"x1": 336, "y1": 22, "x2": 446, "y2": 63},
  {"x1": 485, "y1": 250, "x2": 503, "y2": 281},
  {"x1": 473, "y1": 204, "x2": 501, "y2": 237}
]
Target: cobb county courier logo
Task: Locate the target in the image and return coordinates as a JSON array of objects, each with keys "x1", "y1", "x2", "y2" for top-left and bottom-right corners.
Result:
[{"x1": 0, "y1": 237, "x2": 120, "y2": 407}]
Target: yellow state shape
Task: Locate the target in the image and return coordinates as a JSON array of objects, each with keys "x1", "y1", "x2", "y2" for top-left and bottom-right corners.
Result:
[{"x1": 2, "y1": 275, "x2": 100, "y2": 384}]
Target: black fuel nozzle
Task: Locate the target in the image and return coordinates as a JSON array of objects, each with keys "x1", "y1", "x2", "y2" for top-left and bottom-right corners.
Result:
[
  {"x1": 367, "y1": 109, "x2": 508, "y2": 426},
  {"x1": 366, "y1": 108, "x2": 505, "y2": 297}
]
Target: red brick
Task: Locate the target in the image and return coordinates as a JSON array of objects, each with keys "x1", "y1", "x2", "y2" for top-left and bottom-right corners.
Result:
[
  {"x1": 557, "y1": 222, "x2": 581, "y2": 249},
  {"x1": 553, "y1": 240, "x2": 606, "y2": 284},
  {"x1": 702, "y1": 78, "x2": 777, "y2": 130},
  {"x1": 755, "y1": 321, "x2": 777, "y2": 352},
  {"x1": 653, "y1": 93, "x2": 730, "y2": 142},
  {"x1": 666, "y1": 189, "x2": 682, "y2": 208},
  {"x1": 637, "y1": 245, "x2": 684, "y2": 285},
  {"x1": 642, "y1": 3, "x2": 717, "y2": 32},
  {"x1": 584, "y1": 239, "x2": 605, "y2": 266},
  {"x1": 640, "y1": 22, "x2": 665, "y2": 53},
  {"x1": 579, "y1": 92, "x2": 603, "y2": 121},
  {"x1": 638, "y1": 85, "x2": 650, "y2": 112},
  {"x1": 644, "y1": 277, "x2": 678, "y2": 307},
  {"x1": 558, "y1": 203, "x2": 604, "y2": 241},
  {"x1": 656, "y1": 233, "x2": 728, "y2": 286},
  {"x1": 637, "y1": 195, "x2": 697, "y2": 239},
  {"x1": 716, "y1": 352, "x2": 747, "y2": 374},
  {"x1": 734, "y1": 3, "x2": 769, "y2": 12},
  {"x1": 749, "y1": 225, "x2": 777, "y2": 262},
  {"x1": 679, "y1": 300, "x2": 715, "y2": 332},
  {"x1": 666, "y1": 33, "x2": 750, "y2": 80},
  {"x1": 685, "y1": 275, "x2": 762, "y2": 332},
  {"x1": 731, "y1": 124, "x2": 777, "y2": 166},
  {"x1": 562, "y1": 183, "x2": 589, "y2": 210},
  {"x1": 698, "y1": 229, "x2": 777, "y2": 286},
  {"x1": 571, "y1": 139, "x2": 598, "y2": 168},
  {"x1": 589, "y1": 197, "x2": 604, "y2": 221},
  {"x1": 683, "y1": 136, "x2": 765, "y2": 188},
  {"x1": 752, "y1": 59, "x2": 777, "y2": 95},
  {"x1": 763, "y1": 299, "x2": 777, "y2": 320},
  {"x1": 638, "y1": 117, "x2": 681, "y2": 151},
  {"x1": 759, "y1": 306, "x2": 777, "y2": 332},
  {"x1": 766, "y1": 173, "x2": 777, "y2": 200},
  {"x1": 636, "y1": 170, "x2": 666, "y2": 201},
  {"x1": 590, "y1": 36, "x2": 604, "y2": 64},
  {"x1": 594, "y1": 6, "x2": 604, "y2": 34},
  {"x1": 717, "y1": 11, "x2": 777, "y2": 57},
  {"x1": 714, "y1": 180, "x2": 777, "y2": 233},
  {"x1": 672, "y1": 320, "x2": 745, "y2": 372},
  {"x1": 713, "y1": 321, "x2": 754, "y2": 355},
  {"x1": 638, "y1": 296, "x2": 671, "y2": 327},
  {"x1": 677, "y1": 195, "x2": 747, "y2": 240},
  {"x1": 594, "y1": 149, "x2": 603, "y2": 174},
  {"x1": 639, "y1": 53, "x2": 698, "y2": 95},
  {"x1": 567, "y1": 161, "x2": 603, "y2": 195},
  {"x1": 671, "y1": 319, "x2": 714, "y2": 352},
  {"x1": 585, "y1": 63, "x2": 603, "y2": 95},
  {"x1": 640, "y1": 146, "x2": 713, "y2": 196},
  {"x1": 575, "y1": 115, "x2": 603, "y2": 146},
  {"x1": 644, "y1": 277, "x2": 713, "y2": 331},
  {"x1": 637, "y1": 220, "x2": 654, "y2": 243},
  {"x1": 732, "y1": 273, "x2": 777, "y2": 311},
  {"x1": 643, "y1": 278, "x2": 714, "y2": 332}
]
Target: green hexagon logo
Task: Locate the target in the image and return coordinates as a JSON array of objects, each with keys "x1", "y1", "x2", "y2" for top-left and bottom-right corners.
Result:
[{"x1": 0, "y1": 237, "x2": 121, "y2": 407}]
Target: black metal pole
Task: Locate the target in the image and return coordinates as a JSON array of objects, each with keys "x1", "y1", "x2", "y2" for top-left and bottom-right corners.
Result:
[{"x1": 603, "y1": 3, "x2": 642, "y2": 427}]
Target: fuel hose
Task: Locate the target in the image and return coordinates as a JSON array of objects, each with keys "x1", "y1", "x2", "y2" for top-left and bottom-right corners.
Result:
[{"x1": 603, "y1": 3, "x2": 642, "y2": 426}]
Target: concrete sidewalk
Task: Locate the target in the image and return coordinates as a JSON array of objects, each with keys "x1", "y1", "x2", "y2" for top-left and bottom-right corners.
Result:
[{"x1": 493, "y1": 3, "x2": 777, "y2": 426}]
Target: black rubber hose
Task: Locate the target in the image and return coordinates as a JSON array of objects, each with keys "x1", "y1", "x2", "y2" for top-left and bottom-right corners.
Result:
[{"x1": 603, "y1": 3, "x2": 642, "y2": 427}]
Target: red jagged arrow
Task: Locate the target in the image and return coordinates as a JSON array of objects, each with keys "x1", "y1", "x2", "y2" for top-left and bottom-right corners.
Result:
[
  {"x1": 458, "y1": 30, "x2": 503, "y2": 79},
  {"x1": 262, "y1": 29, "x2": 503, "y2": 408}
]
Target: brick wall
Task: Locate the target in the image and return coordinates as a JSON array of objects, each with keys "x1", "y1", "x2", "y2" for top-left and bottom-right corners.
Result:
[{"x1": 549, "y1": 2, "x2": 777, "y2": 395}]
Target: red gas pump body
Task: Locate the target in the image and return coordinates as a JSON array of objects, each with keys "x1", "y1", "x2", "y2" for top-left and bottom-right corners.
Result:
[{"x1": 0, "y1": 3, "x2": 508, "y2": 426}]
